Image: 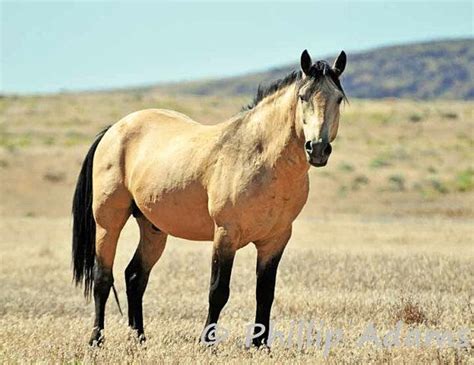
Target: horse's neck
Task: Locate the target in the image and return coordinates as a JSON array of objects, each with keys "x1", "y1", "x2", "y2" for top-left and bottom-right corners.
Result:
[{"x1": 240, "y1": 84, "x2": 308, "y2": 177}]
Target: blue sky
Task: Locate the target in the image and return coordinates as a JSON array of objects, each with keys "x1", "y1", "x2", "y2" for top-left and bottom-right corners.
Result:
[{"x1": 1, "y1": 1, "x2": 472, "y2": 94}]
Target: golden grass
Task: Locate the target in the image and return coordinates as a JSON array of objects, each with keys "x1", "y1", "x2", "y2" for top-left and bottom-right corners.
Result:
[
  {"x1": 0, "y1": 216, "x2": 472, "y2": 363},
  {"x1": 0, "y1": 94, "x2": 473, "y2": 363}
]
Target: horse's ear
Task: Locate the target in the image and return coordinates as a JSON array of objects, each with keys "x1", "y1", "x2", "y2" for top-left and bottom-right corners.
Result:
[
  {"x1": 300, "y1": 49, "x2": 312, "y2": 76},
  {"x1": 333, "y1": 51, "x2": 347, "y2": 76}
]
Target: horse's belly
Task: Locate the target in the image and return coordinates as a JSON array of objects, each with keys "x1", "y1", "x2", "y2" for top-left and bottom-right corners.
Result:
[{"x1": 138, "y1": 186, "x2": 215, "y2": 241}]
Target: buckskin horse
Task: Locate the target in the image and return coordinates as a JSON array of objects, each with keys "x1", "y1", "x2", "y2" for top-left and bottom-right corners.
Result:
[{"x1": 72, "y1": 49, "x2": 347, "y2": 346}]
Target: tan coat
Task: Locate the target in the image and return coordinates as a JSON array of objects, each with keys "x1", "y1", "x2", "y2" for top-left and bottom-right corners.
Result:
[{"x1": 93, "y1": 83, "x2": 310, "y2": 263}]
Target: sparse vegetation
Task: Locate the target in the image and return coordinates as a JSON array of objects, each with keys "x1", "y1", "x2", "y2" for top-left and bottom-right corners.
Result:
[
  {"x1": 430, "y1": 179, "x2": 449, "y2": 195},
  {"x1": 338, "y1": 161, "x2": 355, "y2": 172},
  {"x1": 409, "y1": 113, "x2": 423, "y2": 123},
  {"x1": 440, "y1": 111, "x2": 458, "y2": 120},
  {"x1": 43, "y1": 171, "x2": 66, "y2": 183},
  {"x1": 352, "y1": 175, "x2": 370, "y2": 190},
  {"x1": 415, "y1": 178, "x2": 450, "y2": 199},
  {"x1": 0, "y1": 88, "x2": 472, "y2": 363},
  {"x1": 0, "y1": 216, "x2": 471, "y2": 363},
  {"x1": 427, "y1": 166, "x2": 437, "y2": 174},
  {"x1": 370, "y1": 156, "x2": 392, "y2": 169},
  {"x1": 454, "y1": 168, "x2": 474, "y2": 192},
  {"x1": 388, "y1": 174, "x2": 405, "y2": 191}
]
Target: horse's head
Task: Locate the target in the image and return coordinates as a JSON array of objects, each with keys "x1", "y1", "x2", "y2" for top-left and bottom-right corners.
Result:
[{"x1": 296, "y1": 49, "x2": 347, "y2": 167}]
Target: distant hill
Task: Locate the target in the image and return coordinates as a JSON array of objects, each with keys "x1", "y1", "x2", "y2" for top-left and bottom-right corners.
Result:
[{"x1": 157, "y1": 39, "x2": 474, "y2": 100}]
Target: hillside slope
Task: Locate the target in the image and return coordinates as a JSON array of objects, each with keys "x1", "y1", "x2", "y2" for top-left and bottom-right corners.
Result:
[{"x1": 158, "y1": 39, "x2": 473, "y2": 100}]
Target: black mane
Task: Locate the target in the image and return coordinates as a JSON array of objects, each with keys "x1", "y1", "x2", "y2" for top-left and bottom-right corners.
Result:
[
  {"x1": 243, "y1": 71, "x2": 302, "y2": 111},
  {"x1": 243, "y1": 60, "x2": 346, "y2": 111}
]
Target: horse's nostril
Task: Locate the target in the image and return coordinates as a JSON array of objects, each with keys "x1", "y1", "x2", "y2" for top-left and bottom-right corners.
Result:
[
  {"x1": 305, "y1": 140, "x2": 313, "y2": 153},
  {"x1": 324, "y1": 144, "x2": 332, "y2": 156}
]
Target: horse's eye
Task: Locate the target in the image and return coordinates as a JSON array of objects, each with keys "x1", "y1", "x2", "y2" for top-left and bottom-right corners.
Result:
[
  {"x1": 337, "y1": 96, "x2": 343, "y2": 105},
  {"x1": 299, "y1": 94, "x2": 307, "y2": 102}
]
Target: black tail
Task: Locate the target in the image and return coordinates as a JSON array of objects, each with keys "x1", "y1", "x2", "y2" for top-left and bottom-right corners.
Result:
[{"x1": 72, "y1": 126, "x2": 110, "y2": 298}]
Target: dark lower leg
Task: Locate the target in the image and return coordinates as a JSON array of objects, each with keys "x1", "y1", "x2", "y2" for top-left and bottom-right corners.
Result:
[
  {"x1": 89, "y1": 262, "x2": 113, "y2": 346},
  {"x1": 125, "y1": 255, "x2": 150, "y2": 340},
  {"x1": 201, "y1": 249, "x2": 235, "y2": 343},
  {"x1": 253, "y1": 252, "x2": 284, "y2": 347}
]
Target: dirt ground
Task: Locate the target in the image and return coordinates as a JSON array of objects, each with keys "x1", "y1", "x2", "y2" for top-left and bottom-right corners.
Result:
[{"x1": 0, "y1": 94, "x2": 472, "y2": 363}]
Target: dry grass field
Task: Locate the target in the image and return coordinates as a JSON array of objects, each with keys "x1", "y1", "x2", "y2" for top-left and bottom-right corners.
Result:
[{"x1": 0, "y1": 92, "x2": 473, "y2": 363}]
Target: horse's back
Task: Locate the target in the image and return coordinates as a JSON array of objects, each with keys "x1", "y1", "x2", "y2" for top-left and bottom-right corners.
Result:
[
  {"x1": 93, "y1": 108, "x2": 206, "y2": 175},
  {"x1": 120, "y1": 108, "x2": 203, "y2": 135},
  {"x1": 98, "y1": 107, "x2": 211, "y2": 167}
]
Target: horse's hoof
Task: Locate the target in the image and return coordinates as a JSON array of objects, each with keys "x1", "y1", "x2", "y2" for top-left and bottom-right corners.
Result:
[
  {"x1": 88, "y1": 328, "x2": 105, "y2": 347},
  {"x1": 128, "y1": 330, "x2": 147, "y2": 345},
  {"x1": 252, "y1": 337, "x2": 270, "y2": 349},
  {"x1": 138, "y1": 333, "x2": 147, "y2": 344}
]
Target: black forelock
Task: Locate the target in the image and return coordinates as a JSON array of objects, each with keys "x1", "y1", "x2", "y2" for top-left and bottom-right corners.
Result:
[{"x1": 306, "y1": 60, "x2": 346, "y2": 97}]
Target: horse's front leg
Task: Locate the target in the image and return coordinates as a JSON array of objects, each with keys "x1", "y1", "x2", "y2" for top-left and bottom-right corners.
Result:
[
  {"x1": 252, "y1": 227, "x2": 292, "y2": 347},
  {"x1": 200, "y1": 226, "x2": 238, "y2": 344}
]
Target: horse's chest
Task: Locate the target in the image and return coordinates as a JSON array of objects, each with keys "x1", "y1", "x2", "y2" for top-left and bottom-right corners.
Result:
[
  {"x1": 260, "y1": 177, "x2": 308, "y2": 215},
  {"x1": 234, "y1": 173, "x2": 309, "y2": 241}
]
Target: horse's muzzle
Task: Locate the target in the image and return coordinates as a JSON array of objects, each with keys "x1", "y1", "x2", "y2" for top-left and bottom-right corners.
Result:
[{"x1": 305, "y1": 140, "x2": 332, "y2": 167}]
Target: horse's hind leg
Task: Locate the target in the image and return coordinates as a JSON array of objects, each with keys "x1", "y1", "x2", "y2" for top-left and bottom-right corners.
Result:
[
  {"x1": 89, "y1": 189, "x2": 131, "y2": 346},
  {"x1": 125, "y1": 215, "x2": 167, "y2": 342}
]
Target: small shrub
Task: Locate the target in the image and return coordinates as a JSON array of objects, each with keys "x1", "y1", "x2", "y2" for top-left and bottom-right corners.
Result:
[
  {"x1": 370, "y1": 156, "x2": 392, "y2": 169},
  {"x1": 396, "y1": 299, "x2": 427, "y2": 325},
  {"x1": 415, "y1": 179, "x2": 449, "y2": 199},
  {"x1": 427, "y1": 166, "x2": 437, "y2": 174},
  {"x1": 430, "y1": 179, "x2": 448, "y2": 194},
  {"x1": 43, "y1": 171, "x2": 66, "y2": 183},
  {"x1": 441, "y1": 111, "x2": 458, "y2": 120},
  {"x1": 455, "y1": 168, "x2": 474, "y2": 192},
  {"x1": 338, "y1": 162, "x2": 355, "y2": 172},
  {"x1": 388, "y1": 174, "x2": 405, "y2": 191},
  {"x1": 351, "y1": 175, "x2": 369, "y2": 190},
  {"x1": 43, "y1": 136, "x2": 56, "y2": 146},
  {"x1": 409, "y1": 113, "x2": 423, "y2": 123}
]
